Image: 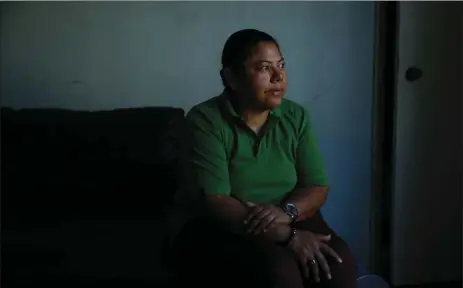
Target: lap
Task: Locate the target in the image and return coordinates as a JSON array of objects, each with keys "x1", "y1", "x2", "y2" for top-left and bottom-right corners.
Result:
[
  {"x1": 174, "y1": 218, "x2": 296, "y2": 288},
  {"x1": 173, "y1": 212, "x2": 356, "y2": 288},
  {"x1": 295, "y1": 219, "x2": 356, "y2": 287}
]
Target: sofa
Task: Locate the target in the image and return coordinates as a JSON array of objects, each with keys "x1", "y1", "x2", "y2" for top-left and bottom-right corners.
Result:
[{"x1": 1, "y1": 107, "x2": 389, "y2": 288}]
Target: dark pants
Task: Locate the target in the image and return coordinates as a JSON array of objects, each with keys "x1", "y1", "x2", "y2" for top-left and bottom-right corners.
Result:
[{"x1": 172, "y1": 211, "x2": 357, "y2": 288}]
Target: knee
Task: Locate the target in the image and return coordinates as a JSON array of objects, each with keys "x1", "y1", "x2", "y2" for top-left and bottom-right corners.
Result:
[
  {"x1": 265, "y1": 245, "x2": 299, "y2": 276},
  {"x1": 324, "y1": 238, "x2": 357, "y2": 288},
  {"x1": 251, "y1": 244, "x2": 304, "y2": 288}
]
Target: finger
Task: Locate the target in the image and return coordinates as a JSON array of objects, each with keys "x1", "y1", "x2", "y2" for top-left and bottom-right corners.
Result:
[
  {"x1": 247, "y1": 209, "x2": 272, "y2": 233},
  {"x1": 315, "y1": 234, "x2": 331, "y2": 242},
  {"x1": 300, "y1": 257, "x2": 310, "y2": 279},
  {"x1": 319, "y1": 243, "x2": 343, "y2": 264},
  {"x1": 300, "y1": 248, "x2": 311, "y2": 279},
  {"x1": 265, "y1": 218, "x2": 278, "y2": 232},
  {"x1": 247, "y1": 207, "x2": 269, "y2": 226},
  {"x1": 246, "y1": 202, "x2": 257, "y2": 207},
  {"x1": 309, "y1": 256, "x2": 320, "y2": 283},
  {"x1": 304, "y1": 247, "x2": 318, "y2": 282},
  {"x1": 254, "y1": 214, "x2": 276, "y2": 235},
  {"x1": 315, "y1": 250, "x2": 331, "y2": 280},
  {"x1": 244, "y1": 206, "x2": 263, "y2": 224}
]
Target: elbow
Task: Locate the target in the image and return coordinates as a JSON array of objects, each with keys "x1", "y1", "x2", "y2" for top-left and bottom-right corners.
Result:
[
  {"x1": 321, "y1": 186, "x2": 329, "y2": 200},
  {"x1": 312, "y1": 185, "x2": 329, "y2": 205},
  {"x1": 320, "y1": 186, "x2": 330, "y2": 203}
]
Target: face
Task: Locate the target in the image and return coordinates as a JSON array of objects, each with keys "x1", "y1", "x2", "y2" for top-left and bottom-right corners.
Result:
[{"x1": 236, "y1": 41, "x2": 287, "y2": 110}]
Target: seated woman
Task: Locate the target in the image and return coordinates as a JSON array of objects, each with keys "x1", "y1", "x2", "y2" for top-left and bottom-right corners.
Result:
[{"x1": 172, "y1": 29, "x2": 356, "y2": 288}]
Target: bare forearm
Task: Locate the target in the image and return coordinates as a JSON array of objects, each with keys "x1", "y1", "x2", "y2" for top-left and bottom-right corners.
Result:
[
  {"x1": 204, "y1": 195, "x2": 291, "y2": 243},
  {"x1": 204, "y1": 195, "x2": 247, "y2": 234},
  {"x1": 283, "y1": 186, "x2": 328, "y2": 220}
]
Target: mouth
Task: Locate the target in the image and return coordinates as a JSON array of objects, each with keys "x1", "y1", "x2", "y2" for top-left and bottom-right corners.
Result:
[
  {"x1": 265, "y1": 89, "x2": 284, "y2": 97},
  {"x1": 266, "y1": 88, "x2": 284, "y2": 96}
]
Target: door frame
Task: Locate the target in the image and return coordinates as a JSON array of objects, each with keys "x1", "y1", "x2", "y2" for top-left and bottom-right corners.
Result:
[{"x1": 369, "y1": 2, "x2": 398, "y2": 282}]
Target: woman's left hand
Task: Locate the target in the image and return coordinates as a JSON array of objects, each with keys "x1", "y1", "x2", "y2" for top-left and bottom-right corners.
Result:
[{"x1": 244, "y1": 202, "x2": 291, "y2": 235}]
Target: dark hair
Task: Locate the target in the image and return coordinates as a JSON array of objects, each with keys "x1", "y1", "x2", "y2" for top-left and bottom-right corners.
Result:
[{"x1": 220, "y1": 29, "x2": 280, "y2": 89}]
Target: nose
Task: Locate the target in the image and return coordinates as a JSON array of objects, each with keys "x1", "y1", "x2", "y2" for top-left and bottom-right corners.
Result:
[{"x1": 270, "y1": 67, "x2": 283, "y2": 83}]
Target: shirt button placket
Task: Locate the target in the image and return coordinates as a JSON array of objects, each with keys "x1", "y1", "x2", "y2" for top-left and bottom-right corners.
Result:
[{"x1": 253, "y1": 141, "x2": 260, "y2": 157}]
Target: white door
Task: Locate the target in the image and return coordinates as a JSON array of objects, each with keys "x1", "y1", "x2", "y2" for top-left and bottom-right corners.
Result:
[{"x1": 391, "y1": 2, "x2": 462, "y2": 286}]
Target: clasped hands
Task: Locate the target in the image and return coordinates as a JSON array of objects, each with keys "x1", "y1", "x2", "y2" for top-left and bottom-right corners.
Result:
[
  {"x1": 244, "y1": 202, "x2": 342, "y2": 283},
  {"x1": 243, "y1": 202, "x2": 291, "y2": 234}
]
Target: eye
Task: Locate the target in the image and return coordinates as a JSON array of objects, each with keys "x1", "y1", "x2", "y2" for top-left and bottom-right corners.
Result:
[
  {"x1": 258, "y1": 65, "x2": 270, "y2": 72},
  {"x1": 278, "y1": 62, "x2": 286, "y2": 69}
]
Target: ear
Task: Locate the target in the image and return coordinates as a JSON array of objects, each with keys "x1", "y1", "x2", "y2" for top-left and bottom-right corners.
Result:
[{"x1": 221, "y1": 67, "x2": 238, "y2": 91}]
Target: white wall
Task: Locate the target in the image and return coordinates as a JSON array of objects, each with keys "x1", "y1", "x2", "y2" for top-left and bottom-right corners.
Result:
[{"x1": 1, "y1": 2, "x2": 375, "y2": 266}]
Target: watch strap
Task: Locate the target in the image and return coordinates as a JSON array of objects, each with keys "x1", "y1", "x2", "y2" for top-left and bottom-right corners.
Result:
[{"x1": 281, "y1": 227, "x2": 297, "y2": 247}]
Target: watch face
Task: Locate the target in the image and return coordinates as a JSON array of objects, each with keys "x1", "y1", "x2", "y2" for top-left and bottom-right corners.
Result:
[{"x1": 285, "y1": 203, "x2": 299, "y2": 217}]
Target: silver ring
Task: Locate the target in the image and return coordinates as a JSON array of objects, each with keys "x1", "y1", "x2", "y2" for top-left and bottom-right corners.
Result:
[{"x1": 310, "y1": 259, "x2": 317, "y2": 265}]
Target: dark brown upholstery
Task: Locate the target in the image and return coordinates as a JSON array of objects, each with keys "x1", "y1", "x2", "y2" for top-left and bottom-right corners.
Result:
[{"x1": 1, "y1": 107, "x2": 185, "y2": 287}]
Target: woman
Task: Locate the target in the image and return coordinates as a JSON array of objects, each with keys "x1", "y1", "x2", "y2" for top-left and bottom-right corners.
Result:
[{"x1": 172, "y1": 29, "x2": 356, "y2": 288}]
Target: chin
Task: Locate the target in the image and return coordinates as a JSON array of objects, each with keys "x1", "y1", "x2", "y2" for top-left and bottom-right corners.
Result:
[
  {"x1": 266, "y1": 97, "x2": 283, "y2": 109},
  {"x1": 254, "y1": 93, "x2": 284, "y2": 110}
]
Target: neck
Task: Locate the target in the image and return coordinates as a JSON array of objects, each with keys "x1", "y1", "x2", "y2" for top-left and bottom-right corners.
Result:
[
  {"x1": 241, "y1": 109, "x2": 269, "y2": 129},
  {"x1": 227, "y1": 90, "x2": 270, "y2": 131}
]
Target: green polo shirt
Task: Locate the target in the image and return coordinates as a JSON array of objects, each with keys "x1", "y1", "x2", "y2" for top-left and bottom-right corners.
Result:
[{"x1": 185, "y1": 92, "x2": 328, "y2": 205}]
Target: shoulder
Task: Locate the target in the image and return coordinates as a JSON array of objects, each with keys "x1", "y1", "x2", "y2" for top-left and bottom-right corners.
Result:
[
  {"x1": 186, "y1": 95, "x2": 223, "y2": 126},
  {"x1": 186, "y1": 95, "x2": 230, "y2": 141}
]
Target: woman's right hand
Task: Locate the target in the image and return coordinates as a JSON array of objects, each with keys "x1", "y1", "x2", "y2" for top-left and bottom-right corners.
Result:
[{"x1": 289, "y1": 230, "x2": 343, "y2": 282}]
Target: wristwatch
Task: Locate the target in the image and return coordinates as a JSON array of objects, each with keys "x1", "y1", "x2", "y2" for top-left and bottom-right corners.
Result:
[{"x1": 282, "y1": 203, "x2": 299, "y2": 223}]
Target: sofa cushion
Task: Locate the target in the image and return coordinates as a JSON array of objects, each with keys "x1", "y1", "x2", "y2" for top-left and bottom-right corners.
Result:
[{"x1": 2, "y1": 106, "x2": 186, "y2": 285}]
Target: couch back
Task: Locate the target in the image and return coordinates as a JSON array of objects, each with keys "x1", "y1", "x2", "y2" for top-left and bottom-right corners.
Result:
[{"x1": 2, "y1": 107, "x2": 186, "y2": 228}]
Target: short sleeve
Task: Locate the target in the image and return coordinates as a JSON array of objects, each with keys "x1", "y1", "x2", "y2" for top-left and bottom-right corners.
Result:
[
  {"x1": 184, "y1": 109, "x2": 231, "y2": 196},
  {"x1": 295, "y1": 108, "x2": 329, "y2": 188}
]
